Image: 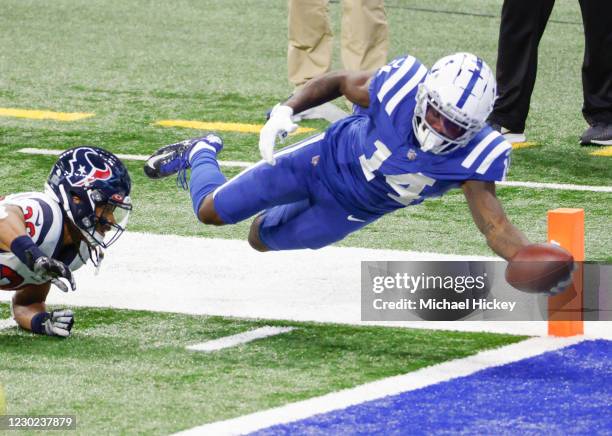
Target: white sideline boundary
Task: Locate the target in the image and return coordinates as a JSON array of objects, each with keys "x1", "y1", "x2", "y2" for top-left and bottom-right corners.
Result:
[
  {"x1": 0, "y1": 232, "x2": 539, "y2": 336},
  {"x1": 173, "y1": 336, "x2": 584, "y2": 435},
  {"x1": 186, "y1": 326, "x2": 294, "y2": 352},
  {"x1": 16, "y1": 148, "x2": 612, "y2": 193},
  {"x1": 0, "y1": 318, "x2": 17, "y2": 331},
  {"x1": 1, "y1": 232, "x2": 609, "y2": 338}
]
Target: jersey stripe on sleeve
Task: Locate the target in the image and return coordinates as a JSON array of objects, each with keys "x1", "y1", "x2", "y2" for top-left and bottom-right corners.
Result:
[
  {"x1": 461, "y1": 131, "x2": 499, "y2": 169},
  {"x1": 376, "y1": 56, "x2": 417, "y2": 102},
  {"x1": 385, "y1": 65, "x2": 428, "y2": 116},
  {"x1": 476, "y1": 141, "x2": 512, "y2": 175}
]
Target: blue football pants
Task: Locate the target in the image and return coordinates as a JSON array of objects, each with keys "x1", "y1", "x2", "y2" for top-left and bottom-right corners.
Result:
[{"x1": 211, "y1": 133, "x2": 380, "y2": 250}]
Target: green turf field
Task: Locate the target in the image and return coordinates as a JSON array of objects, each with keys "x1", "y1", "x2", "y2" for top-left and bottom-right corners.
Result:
[
  {"x1": 0, "y1": 303, "x2": 526, "y2": 434},
  {"x1": 0, "y1": 1, "x2": 609, "y2": 432},
  {"x1": 0, "y1": 0, "x2": 610, "y2": 260}
]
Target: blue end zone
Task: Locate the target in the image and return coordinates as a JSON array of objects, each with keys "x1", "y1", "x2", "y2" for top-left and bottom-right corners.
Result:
[{"x1": 252, "y1": 340, "x2": 611, "y2": 435}]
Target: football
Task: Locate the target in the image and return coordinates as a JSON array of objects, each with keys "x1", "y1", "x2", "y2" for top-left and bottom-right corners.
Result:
[{"x1": 505, "y1": 243, "x2": 574, "y2": 294}]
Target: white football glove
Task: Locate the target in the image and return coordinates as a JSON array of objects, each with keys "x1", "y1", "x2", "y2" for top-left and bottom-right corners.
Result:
[
  {"x1": 259, "y1": 104, "x2": 298, "y2": 165},
  {"x1": 43, "y1": 310, "x2": 75, "y2": 337}
]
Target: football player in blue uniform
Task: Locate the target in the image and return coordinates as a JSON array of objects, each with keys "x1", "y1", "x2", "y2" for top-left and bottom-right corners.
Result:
[
  {"x1": 145, "y1": 52, "x2": 529, "y2": 261},
  {"x1": 0, "y1": 146, "x2": 132, "y2": 337}
]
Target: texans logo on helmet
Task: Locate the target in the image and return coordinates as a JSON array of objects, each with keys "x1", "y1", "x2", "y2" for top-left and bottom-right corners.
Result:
[{"x1": 66, "y1": 147, "x2": 113, "y2": 187}]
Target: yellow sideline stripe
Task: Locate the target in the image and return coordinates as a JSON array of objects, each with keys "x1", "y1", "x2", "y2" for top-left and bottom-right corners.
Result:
[
  {"x1": 155, "y1": 119, "x2": 315, "y2": 135},
  {"x1": 590, "y1": 146, "x2": 612, "y2": 157},
  {"x1": 0, "y1": 107, "x2": 94, "y2": 121},
  {"x1": 511, "y1": 141, "x2": 537, "y2": 149}
]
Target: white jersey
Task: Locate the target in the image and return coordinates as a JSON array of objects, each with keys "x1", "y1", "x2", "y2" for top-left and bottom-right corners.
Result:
[{"x1": 0, "y1": 192, "x2": 89, "y2": 290}]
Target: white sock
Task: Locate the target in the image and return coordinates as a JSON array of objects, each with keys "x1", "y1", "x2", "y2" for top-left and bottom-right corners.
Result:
[{"x1": 188, "y1": 141, "x2": 217, "y2": 163}]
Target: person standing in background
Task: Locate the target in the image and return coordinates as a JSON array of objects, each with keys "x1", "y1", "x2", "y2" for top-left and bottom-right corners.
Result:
[
  {"x1": 287, "y1": 0, "x2": 388, "y2": 122},
  {"x1": 488, "y1": 0, "x2": 612, "y2": 146}
]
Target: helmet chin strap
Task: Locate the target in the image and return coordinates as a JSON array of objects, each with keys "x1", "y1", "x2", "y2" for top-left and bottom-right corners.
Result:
[
  {"x1": 60, "y1": 206, "x2": 104, "y2": 272},
  {"x1": 415, "y1": 121, "x2": 445, "y2": 153},
  {"x1": 89, "y1": 245, "x2": 105, "y2": 275},
  {"x1": 55, "y1": 184, "x2": 76, "y2": 220}
]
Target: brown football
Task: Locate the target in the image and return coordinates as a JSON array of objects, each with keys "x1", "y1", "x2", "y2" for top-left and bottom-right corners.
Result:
[{"x1": 505, "y1": 243, "x2": 574, "y2": 294}]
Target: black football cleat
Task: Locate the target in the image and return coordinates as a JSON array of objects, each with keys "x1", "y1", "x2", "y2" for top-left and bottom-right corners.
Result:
[{"x1": 144, "y1": 134, "x2": 224, "y2": 179}]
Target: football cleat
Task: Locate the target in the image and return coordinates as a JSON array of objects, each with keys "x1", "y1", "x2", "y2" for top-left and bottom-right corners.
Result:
[{"x1": 144, "y1": 134, "x2": 223, "y2": 187}]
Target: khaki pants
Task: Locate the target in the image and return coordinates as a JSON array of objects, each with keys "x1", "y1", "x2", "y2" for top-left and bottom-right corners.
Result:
[{"x1": 288, "y1": 0, "x2": 388, "y2": 87}]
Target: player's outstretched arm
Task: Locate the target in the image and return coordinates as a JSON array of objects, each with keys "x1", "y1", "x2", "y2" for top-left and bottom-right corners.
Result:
[
  {"x1": 462, "y1": 180, "x2": 530, "y2": 261},
  {"x1": 259, "y1": 70, "x2": 373, "y2": 164},
  {"x1": 285, "y1": 70, "x2": 373, "y2": 114},
  {"x1": 12, "y1": 284, "x2": 75, "y2": 337}
]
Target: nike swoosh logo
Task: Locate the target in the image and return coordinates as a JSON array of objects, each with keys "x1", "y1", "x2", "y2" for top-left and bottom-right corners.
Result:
[
  {"x1": 146, "y1": 152, "x2": 172, "y2": 169},
  {"x1": 347, "y1": 215, "x2": 366, "y2": 222}
]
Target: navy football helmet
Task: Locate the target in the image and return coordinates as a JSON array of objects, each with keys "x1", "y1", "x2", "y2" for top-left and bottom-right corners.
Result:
[{"x1": 45, "y1": 146, "x2": 132, "y2": 251}]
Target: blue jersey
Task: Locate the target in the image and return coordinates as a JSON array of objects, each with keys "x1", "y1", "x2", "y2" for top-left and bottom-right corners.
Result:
[{"x1": 318, "y1": 55, "x2": 512, "y2": 216}]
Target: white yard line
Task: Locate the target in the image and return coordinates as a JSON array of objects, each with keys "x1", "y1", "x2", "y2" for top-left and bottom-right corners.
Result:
[
  {"x1": 16, "y1": 147, "x2": 251, "y2": 168},
  {"x1": 0, "y1": 318, "x2": 17, "y2": 331},
  {"x1": 186, "y1": 326, "x2": 294, "y2": 352},
  {"x1": 497, "y1": 180, "x2": 612, "y2": 193},
  {"x1": 16, "y1": 148, "x2": 612, "y2": 193},
  {"x1": 173, "y1": 336, "x2": 584, "y2": 435}
]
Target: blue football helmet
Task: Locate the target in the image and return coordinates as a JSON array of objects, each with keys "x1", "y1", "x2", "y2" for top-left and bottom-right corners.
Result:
[{"x1": 45, "y1": 146, "x2": 132, "y2": 250}]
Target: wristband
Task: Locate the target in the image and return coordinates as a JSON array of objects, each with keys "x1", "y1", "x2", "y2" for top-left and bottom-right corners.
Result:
[
  {"x1": 10, "y1": 235, "x2": 45, "y2": 269},
  {"x1": 30, "y1": 311, "x2": 51, "y2": 335}
]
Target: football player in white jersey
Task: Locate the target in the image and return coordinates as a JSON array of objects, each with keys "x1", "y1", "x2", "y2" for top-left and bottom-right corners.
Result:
[{"x1": 0, "y1": 146, "x2": 132, "y2": 337}]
